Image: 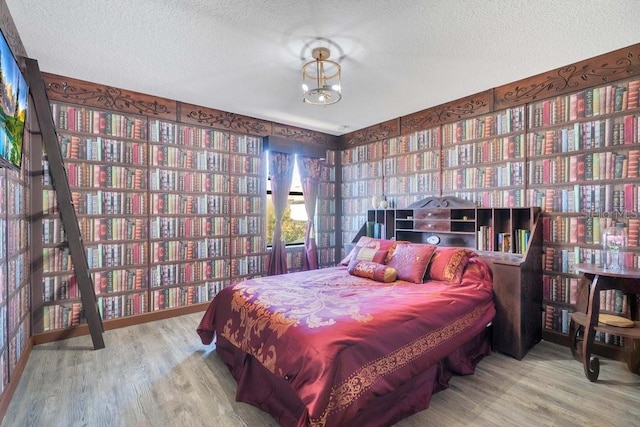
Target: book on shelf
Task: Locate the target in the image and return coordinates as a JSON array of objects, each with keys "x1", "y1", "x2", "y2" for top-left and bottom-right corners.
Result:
[{"x1": 497, "y1": 232, "x2": 511, "y2": 252}]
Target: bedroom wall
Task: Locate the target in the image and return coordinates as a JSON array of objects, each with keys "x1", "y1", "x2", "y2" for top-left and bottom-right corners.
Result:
[
  {"x1": 0, "y1": 0, "x2": 33, "y2": 417},
  {"x1": 0, "y1": 0, "x2": 636, "y2": 418},
  {"x1": 337, "y1": 43, "x2": 640, "y2": 351}
]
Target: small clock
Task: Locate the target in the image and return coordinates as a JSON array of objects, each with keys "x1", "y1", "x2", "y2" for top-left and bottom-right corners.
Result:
[{"x1": 426, "y1": 234, "x2": 441, "y2": 245}]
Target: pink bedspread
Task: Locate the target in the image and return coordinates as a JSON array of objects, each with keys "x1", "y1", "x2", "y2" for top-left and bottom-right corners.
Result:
[{"x1": 197, "y1": 257, "x2": 495, "y2": 427}]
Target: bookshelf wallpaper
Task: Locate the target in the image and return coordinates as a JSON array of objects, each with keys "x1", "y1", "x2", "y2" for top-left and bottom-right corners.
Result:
[
  {"x1": 36, "y1": 102, "x2": 278, "y2": 332},
  {"x1": 341, "y1": 76, "x2": 640, "y2": 350}
]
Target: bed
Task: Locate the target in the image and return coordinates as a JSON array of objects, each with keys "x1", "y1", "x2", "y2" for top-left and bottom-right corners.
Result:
[{"x1": 197, "y1": 240, "x2": 496, "y2": 427}]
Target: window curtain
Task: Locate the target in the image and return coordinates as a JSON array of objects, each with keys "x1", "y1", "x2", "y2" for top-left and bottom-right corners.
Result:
[
  {"x1": 298, "y1": 156, "x2": 321, "y2": 270},
  {"x1": 268, "y1": 151, "x2": 295, "y2": 275}
]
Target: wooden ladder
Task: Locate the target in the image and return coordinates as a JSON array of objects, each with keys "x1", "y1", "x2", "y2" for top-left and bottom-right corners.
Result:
[{"x1": 25, "y1": 58, "x2": 105, "y2": 349}]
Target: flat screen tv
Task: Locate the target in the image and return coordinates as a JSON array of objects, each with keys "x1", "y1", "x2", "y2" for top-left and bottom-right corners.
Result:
[{"x1": 0, "y1": 29, "x2": 28, "y2": 171}]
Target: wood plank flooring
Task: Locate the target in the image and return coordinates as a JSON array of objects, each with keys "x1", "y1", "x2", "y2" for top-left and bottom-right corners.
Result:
[{"x1": 3, "y1": 312, "x2": 639, "y2": 426}]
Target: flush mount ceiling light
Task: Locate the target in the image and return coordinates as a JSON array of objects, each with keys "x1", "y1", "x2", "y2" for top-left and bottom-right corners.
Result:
[{"x1": 302, "y1": 47, "x2": 342, "y2": 105}]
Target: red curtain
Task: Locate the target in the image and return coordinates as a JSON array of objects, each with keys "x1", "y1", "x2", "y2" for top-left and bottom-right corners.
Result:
[
  {"x1": 298, "y1": 156, "x2": 321, "y2": 270},
  {"x1": 268, "y1": 151, "x2": 294, "y2": 275}
]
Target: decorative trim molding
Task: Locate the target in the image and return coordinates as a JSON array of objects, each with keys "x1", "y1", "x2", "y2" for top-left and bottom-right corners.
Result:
[
  {"x1": 339, "y1": 42, "x2": 640, "y2": 148},
  {"x1": 271, "y1": 123, "x2": 340, "y2": 149},
  {"x1": 180, "y1": 103, "x2": 271, "y2": 136},
  {"x1": 42, "y1": 73, "x2": 177, "y2": 119},
  {"x1": 341, "y1": 118, "x2": 400, "y2": 147},
  {"x1": 400, "y1": 90, "x2": 493, "y2": 135},
  {"x1": 41, "y1": 74, "x2": 341, "y2": 146},
  {"x1": 495, "y1": 43, "x2": 640, "y2": 109},
  {"x1": 0, "y1": 1, "x2": 26, "y2": 59}
]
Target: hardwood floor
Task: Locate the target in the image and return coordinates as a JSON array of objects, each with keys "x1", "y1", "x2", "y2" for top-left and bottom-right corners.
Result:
[{"x1": 3, "y1": 312, "x2": 639, "y2": 426}]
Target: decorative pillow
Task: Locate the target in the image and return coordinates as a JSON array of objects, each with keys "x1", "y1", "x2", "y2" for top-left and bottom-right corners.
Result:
[
  {"x1": 348, "y1": 260, "x2": 397, "y2": 283},
  {"x1": 426, "y1": 247, "x2": 477, "y2": 284},
  {"x1": 348, "y1": 245, "x2": 388, "y2": 265},
  {"x1": 340, "y1": 237, "x2": 407, "y2": 265},
  {"x1": 386, "y1": 243, "x2": 437, "y2": 284}
]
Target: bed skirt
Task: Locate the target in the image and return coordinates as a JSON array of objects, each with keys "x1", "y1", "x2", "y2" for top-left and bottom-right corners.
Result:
[{"x1": 214, "y1": 326, "x2": 492, "y2": 427}]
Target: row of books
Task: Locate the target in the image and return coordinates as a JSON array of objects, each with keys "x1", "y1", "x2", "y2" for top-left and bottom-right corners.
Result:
[
  {"x1": 318, "y1": 182, "x2": 337, "y2": 199},
  {"x1": 65, "y1": 163, "x2": 146, "y2": 189},
  {"x1": 533, "y1": 184, "x2": 626, "y2": 213},
  {"x1": 543, "y1": 305, "x2": 572, "y2": 335},
  {"x1": 476, "y1": 227, "x2": 512, "y2": 252},
  {"x1": 0, "y1": 306, "x2": 5, "y2": 353},
  {"x1": 98, "y1": 292, "x2": 147, "y2": 320},
  {"x1": 543, "y1": 275, "x2": 578, "y2": 305},
  {"x1": 316, "y1": 216, "x2": 336, "y2": 233},
  {"x1": 542, "y1": 216, "x2": 621, "y2": 246},
  {"x1": 7, "y1": 287, "x2": 28, "y2": 337},
  {"x1": 71, "y1": 190, "x2": 147, "y2": 215},
  {"x1": 152, "y1": 238, "x2": 230, "y2": 262},
  {"x1": 230, "y1": 255, "x2": 264, "y2": 276},
  {"x1": 44, "y1": 268, "x2": 148, "y2": 301},
  {"x1": 94, "y1": 268, "x2": 146, "y2": 295},
  {"x1": 529, "y1": 80, "x2": 640, "y2": 128},
  {"x1": 527, "y1": 116, "x2": 640, "y2": 156},
  {"x1": 42, "y1": 244, "x2": 147, "y2": 272},
  {"x1": 150, "y1": 145, "x2": 228, "y2": 170},
  {"x1": 442, "y1": 135, "x2": 524, "y2": 167},
  {"x1": 149, "y1": 169, "x2": 228, "y2": 193},
  {"x1": 527, "y1": 151, "x2": 629, "y2": 185},
  {"x1": 149, "y1": 120, "x2": 229, "y2": 150},
  {"x1": 366, "y1": 222, "x2": 386, "y2": 239},
  {"x1": 42, "y1": 302, "x2": 83, "y2": 331},
  {"x1": 442, "y1": 189, "x2": 525, "y2": 208},
  {"x1": 383, "y1": 129, "x2": 440, "y2": 155},
  {"x1": 52, "y1": 104, "x2": 147, "y2": 140},
  {"x1": 231, "y1": 236, "x2": 265, "y2": 256},
  {"x1": 230, "y1": 216, "x2": 264, "y2": 235},
  {"x1": 341, "y1": 160, "x2": 383, "y2": 181},
  {"x1": 285, "y1": 248, "x2": 307, "y2": 270},
  {"x1": 9, "y1": 322, "x2": 28, "y2": 375},
  {"x1": 442, "y1": 107, "x2": 526, "y2": 144},
  {"x1": 85, "y1": 243, "x2": 146, "y2": 268},
  {"x1": 75, "y1": 217, "x2": 146, "y2": 242},
  {"x1": 230, "y1": 196, "x2": 262, "y2": 215},
  {"x1": 383, "y1": 150, "x2": 440, "y2": 175},
  {"x1": 341, "y1": 141, "x2": 383, "y2": 164},
  {"x1": 150, "y1": 283, "x2": 224, "y2": 310},
  {"x1": 60, "y1": 135, "x2": 147, "y2": 164},
  {"x1": 229, "y1": 175, "x2": 263, "y2": 194},
  {"x1": 441, "y1": 162, "x2": 525, "y2": 190},
  {"x1": 316, "y1": 232, "x2": 336, "y2": 247},
  {"x1": 544, "y1": 244, "x2": 640, "y2": 273},
  {"x1": 150, "y1": 259, "x2": 230, "y2": 287},
  {"x1": 317, "y1": 247, "x2": 337, "y2": 267},
  {"x1": 149, "y1": 120, "x2": 262, "y2": 157},
  {"x1": 150, "y1": 216, "x2": 228, "y2": 239},
  {"x1": 385, "y1": 173, "x2": 439, "y2": 195},
  {"x1": 150, "y1": 193, "x2": 230, "y2": 215},
  {"x1": 8, "y1": 256, "x2": 27, "y2": 295},
  {"x1": 229, "y1": 134, "x2": 262, "y2": 156},
  {"x1": 230, "y1": 155, "x2": 262, "y2": 175},
  {"x1": 341, "y1": 179, "x2": 384, "y2": 199},
  {"x1": 6, "y1": 176, "x2": 25, "y2": 214},
  {"x1": 6, "y1": 222, "x2": 26, "y2": 258}
]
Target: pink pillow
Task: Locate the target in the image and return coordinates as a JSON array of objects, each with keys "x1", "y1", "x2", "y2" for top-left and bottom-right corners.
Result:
[
  {"x1": 426, "y1": 247, "x2": 476, "y2": 284},
  {"x1": 348, "y1": 260, "x2": 397, "y2": 283},
  {"x1": 348, "y1": 246, "x2": 388, "y2": 266},
  {"x1": 340, "y1": 237, "x2": 407, "y2": 265},
  {"x1": 386, "y1": 243, "x2": 437, "y2": 283}
]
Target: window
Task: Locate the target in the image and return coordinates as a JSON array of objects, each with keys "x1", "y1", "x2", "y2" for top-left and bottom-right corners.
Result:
[{"x1": 266, "y1": 153, "x2": 307, "y2": 246}]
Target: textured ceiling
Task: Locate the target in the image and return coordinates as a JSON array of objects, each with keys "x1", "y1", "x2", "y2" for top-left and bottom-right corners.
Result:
[{"x1": 6, "y1": 0, "x2": 640, "y2": 136}]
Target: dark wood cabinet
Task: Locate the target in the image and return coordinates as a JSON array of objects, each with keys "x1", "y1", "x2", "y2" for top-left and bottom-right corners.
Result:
[{"x1": 366, "y1": 201, "x2": 543, "y2": 359}]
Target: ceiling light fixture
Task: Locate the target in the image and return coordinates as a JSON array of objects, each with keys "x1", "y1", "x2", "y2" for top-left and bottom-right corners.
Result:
[{"x1": 302, "y1": 47, "x2": 342, "y2": 106}]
